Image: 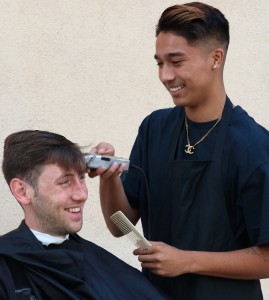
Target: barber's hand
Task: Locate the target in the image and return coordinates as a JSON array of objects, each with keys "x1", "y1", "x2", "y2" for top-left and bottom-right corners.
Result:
[
  {"x1": 90, "y1": 142, "x2": 115, "y2": 156},
  {"x1": 133, "y1": 242, "x2": 187, "y2": 277},
  {"x1": 87, "y1": 142, "x2": 125, "y2": 179}
]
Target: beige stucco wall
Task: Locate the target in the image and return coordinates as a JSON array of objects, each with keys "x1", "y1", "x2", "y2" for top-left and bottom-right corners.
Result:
[{"x1": 0, "y1": 0, "x2": 268, "y2": 297}]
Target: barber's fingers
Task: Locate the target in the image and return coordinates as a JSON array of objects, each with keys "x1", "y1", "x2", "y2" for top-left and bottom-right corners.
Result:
[
  {"x1": 90, "y1": 142, "x2": 115, "y2": 156},
  {"x1": 133, "y1": 245, "x2": 153, "y2": 256},
  {"x1": 99, "y1": 162, "x2": 125, "y2": 180},
  {"x1": 87, "y1": 166, "x2": 106, "y2": 178},
  {"x1": 115, "y1": 163, "x2": 127, "y2": 175},
  {"x1": 87, "y1": 161, "x2": 126, "y2": 179}
]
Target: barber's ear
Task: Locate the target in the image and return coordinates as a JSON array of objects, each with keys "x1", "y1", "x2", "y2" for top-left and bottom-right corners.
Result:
[
  {"x1": 9, "y1": 178, "x2": 34, "y2": 205},
  {"x1": 211, "y1": 48, "x2": 225, "y2": 69}
]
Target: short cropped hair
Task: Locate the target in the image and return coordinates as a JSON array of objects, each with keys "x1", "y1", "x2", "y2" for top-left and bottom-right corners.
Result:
[
  {"x1": 156, "y1": 2, "x2": 229, "y2": 50},
  {"x1": 2, "y1": 130, "x2": 85, "y2": 186}
]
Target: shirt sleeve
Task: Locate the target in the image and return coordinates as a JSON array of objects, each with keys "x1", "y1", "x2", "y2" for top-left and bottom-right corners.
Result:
[
  {"x1": 242, "y1": 163, "x2": 269, "y2": 246},
  {"x1": 121, "y1": 134, "x2": 144, "y2": 209}
]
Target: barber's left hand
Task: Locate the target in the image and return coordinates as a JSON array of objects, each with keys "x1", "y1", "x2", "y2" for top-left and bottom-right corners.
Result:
[{"x1": 133, "y1": 241, "x2": 187, "y2": 277}]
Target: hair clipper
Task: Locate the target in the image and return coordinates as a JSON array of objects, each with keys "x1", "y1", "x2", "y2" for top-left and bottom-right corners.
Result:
[{"x1": 84, "y1": 153, "x2": 130, "y2": 171}]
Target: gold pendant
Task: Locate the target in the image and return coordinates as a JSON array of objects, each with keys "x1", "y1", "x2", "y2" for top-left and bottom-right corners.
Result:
[{"x1": 185, "y1": 144, "x2": 194, "y2": 154}]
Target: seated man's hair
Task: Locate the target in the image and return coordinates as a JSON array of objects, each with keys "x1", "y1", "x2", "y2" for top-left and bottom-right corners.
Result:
[{"x1": 2, "y1": 130, "x2": 85, "y2": 186}]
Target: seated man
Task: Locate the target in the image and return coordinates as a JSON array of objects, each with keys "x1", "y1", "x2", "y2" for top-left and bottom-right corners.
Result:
[{"x1": 0, "y1": 130, "x2": 169, "y2": 300}]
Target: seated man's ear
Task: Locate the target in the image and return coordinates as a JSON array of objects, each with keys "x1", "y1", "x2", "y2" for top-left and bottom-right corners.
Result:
[{"x1": 9, "y1": 178, "x2": 34, "y2": 206}]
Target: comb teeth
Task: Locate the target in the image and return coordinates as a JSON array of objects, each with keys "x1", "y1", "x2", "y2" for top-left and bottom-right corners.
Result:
[
  {"x1": 110, "y1": 215, "x2": 132, "y2": 234},
  {"x1": 110, "y1": 211, "x2": 151, "y2": 247}
]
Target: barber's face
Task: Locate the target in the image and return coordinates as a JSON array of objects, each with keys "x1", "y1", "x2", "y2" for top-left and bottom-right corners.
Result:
[
  {"x1": 155, "y1": 32, "x2": 215, "y2": 108},
  {"x1": 27, "y1": 164, "x2": 88, "y2": 236}
]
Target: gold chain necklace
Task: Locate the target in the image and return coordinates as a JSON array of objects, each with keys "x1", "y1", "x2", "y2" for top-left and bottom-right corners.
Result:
[{"x1": 184, "y1": 114, "x2": 222, "y2": 154}]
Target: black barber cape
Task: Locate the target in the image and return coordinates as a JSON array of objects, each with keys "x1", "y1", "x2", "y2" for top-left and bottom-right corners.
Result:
[{"x1": 0, "y1": 221, "x2": 169, "y2": 300}]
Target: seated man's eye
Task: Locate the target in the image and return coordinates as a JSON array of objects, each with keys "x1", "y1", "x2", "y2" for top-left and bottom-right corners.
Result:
[{"x1": 60, "y1": 180, "x2": 70, "y2": 185}]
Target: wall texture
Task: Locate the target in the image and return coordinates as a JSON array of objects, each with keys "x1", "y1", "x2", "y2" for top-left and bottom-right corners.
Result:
[{"x1": 0, "y1": 0, "x2": 268, "y2": 297}]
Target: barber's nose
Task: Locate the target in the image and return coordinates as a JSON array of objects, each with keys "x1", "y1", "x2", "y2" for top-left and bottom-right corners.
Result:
[{"x1": 159, "y1": 64, "x2": 176, "y2": 83}]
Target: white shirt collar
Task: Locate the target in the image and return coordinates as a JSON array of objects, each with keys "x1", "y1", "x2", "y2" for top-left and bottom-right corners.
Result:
[{"x1": 30, "y1": 229, "x2": 69, "y2": 246}]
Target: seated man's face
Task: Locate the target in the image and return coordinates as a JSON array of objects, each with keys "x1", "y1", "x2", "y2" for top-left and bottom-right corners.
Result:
[{"x1": 26, "y1": 163, "x2": 88, "y2": 236}]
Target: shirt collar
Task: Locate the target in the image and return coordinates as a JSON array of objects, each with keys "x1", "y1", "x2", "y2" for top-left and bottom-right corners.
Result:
[{"x1": 30, "y1": 229, "x2": 69, "y2": 246}]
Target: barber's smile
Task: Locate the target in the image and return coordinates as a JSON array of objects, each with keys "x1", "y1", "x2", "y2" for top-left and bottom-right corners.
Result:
[{"x1": 169, "y1": 84, "x2": 185, "y2": 95}]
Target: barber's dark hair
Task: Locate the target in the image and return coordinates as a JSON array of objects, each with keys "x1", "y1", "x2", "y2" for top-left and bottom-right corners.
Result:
[
  {"x1": 156, "y1": 2, "x2": 229, "y2": 50},
  {"x1": 2, "y1": 130, "x2": 86, "y2": 186}
]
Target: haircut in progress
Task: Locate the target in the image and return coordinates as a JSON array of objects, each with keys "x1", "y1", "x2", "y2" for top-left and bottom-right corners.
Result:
[{"x1": 2, "y1": 130, "x2": 85, "y2": 186}]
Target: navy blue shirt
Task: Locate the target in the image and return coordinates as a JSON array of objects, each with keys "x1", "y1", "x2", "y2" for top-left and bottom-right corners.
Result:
[
  {"x1": 122, "y1": 104, "x2": 269, "y2": 247},
  {"x1": 121, "y1": 106, "x2": 269, "y2": 300}
]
